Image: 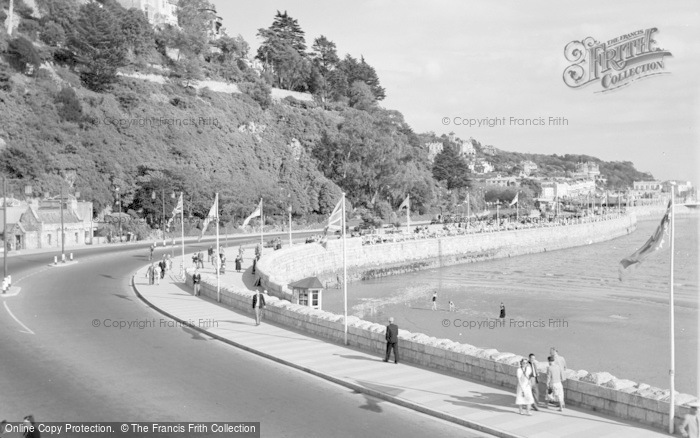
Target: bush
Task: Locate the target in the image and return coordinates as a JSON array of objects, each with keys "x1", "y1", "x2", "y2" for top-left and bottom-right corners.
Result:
[
  {"x1": 55, "y1": 86, "x2": 83, "y2": 123},
  {"x1": 239, "y1": 79, "x2": 272, "y2": 110},
  {"x1": 40, "y1": 21, "x2": 66, "y2": 47},
  {"x1": 7, "y1": 36, "x2": 41, "y2": 75},
  {"x1": 18, "y1": 18, "x2": 41, "y2": 41},
  {"x1": 0, "y1": 65, "x2": 12, "y2": 92}
]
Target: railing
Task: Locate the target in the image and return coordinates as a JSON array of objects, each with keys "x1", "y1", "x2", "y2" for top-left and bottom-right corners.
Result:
[{"x1": 359, "y1": 212, "x2": 627, "y2": 246}]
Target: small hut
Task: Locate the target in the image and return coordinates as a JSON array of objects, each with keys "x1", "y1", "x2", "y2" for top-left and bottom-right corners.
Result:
[{"x1": 289, "y1": 277, "x2": 324, "y2": 310}]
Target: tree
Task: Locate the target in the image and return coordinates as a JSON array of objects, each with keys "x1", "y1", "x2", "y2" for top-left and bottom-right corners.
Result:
[
  {"x1": 68, "y1": 3, "x2": 128, "y2": 92},
  {"x1": 348, "y1": 81, "x2": 375, "y2": 111},
  {"x1": 7, "y1": 36, "x2": 41, "y2": 75},
  {"x1": 119, "y1": 8, "x2": 155, "y2": 57},
  {"x1": 39, "y1": 21, "x2": 66, "y2": 47},
  {"x1": 432, "y1": 144, "x2": 471, "y2": 190},
  {"x1": 310, "y1": 35, "x2": 339, "y2": 73},
  {"x1": 257, "y1": 10, "x2": 307, "y2": 61},
  {"x1": 175, "y1": 0, "x2": 214, "y2": 56},
  {"x1": 171, "y1": 56, "x2": 203, "y2": 88},
  {"x1": 337, "y1": 55, "x2": 386, "y2": 101}
]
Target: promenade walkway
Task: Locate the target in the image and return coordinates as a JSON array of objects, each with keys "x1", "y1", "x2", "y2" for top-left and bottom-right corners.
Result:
[{"x1": 133, "y1": 251, "x2": 673, "y2": 438}]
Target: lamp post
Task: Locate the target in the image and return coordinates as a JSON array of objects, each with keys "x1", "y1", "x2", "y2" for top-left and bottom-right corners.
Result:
[
  {"x1": 60, "y1": 183, "x2": 65, "y2": 262},
  {"x1": 2, "y1": 176, "x2": 6, "y2": 289},
  {"x1": 115, "y1": 187, "x2": 122, "y2": 242}
]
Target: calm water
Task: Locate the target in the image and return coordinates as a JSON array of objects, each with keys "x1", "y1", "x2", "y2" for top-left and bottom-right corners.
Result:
[{"x1": 324, "y1": 214, "x2": 699, "y2": 394}]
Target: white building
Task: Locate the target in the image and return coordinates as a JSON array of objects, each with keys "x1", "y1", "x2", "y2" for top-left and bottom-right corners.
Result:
[
  {"x1": 521, "y1": 160, "x2": 538, "y2": 176},
  {"x1": 117, "y1": 0, "x2": 178, "y2": 27},
  {"x1": 459, "y1": 138, "x2": 477, "y2": 156},
  {"x1": 426, "y1": 142, "x2": 443, "y2": 162},
  {"x1": 485, "y1": 174, "x2": 518, "y2": 187}
]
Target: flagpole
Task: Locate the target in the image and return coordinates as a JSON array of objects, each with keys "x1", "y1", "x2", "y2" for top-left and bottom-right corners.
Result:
[
  {"x1": 260, "y1": 198, "x2": 264, "y2": 254},
  {"x1": 467, "y1": 193, "x2": 470, "y2": 229},
  {"x1": 342, "y1": 192, "x2": 348, "y2": 345},
  {"x1": 215, "y1": 193, "x2": 220, "y2": 303},
  {"x1": 406, "y1": 195, "x2": 410, "y2": 234},
  {"x1": 668, "y1": 187, "x2": 676, "y2": 434},
  {"x1": 180, "y1": 192, "x2": 184, "y2": 280}
]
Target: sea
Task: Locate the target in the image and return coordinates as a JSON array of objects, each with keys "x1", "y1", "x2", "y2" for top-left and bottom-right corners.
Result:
[{"x1": 323, "y1": 214, "x2": 699, "y2": 394}]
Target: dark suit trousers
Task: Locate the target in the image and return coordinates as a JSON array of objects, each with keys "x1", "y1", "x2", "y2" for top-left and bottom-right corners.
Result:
[
  {"x1": 530, "y1": 378, "x2": 540, "y2": 405},
  {"x1": 385, "y1": 342, "x2": 398, "y2": 363}
]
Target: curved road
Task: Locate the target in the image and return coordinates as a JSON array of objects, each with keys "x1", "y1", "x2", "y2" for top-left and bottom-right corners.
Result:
[{"x1": 0, "y1": 238, "x2": 490, "y2": 437}]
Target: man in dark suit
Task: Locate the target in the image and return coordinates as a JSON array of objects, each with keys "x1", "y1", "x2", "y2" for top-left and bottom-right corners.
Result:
[
  {"x1": 384, "y1": 317, "x2": 399, "y2": 364},
  {"x1": 252, "y1": 290, "x2": 266, "y2": 326}
]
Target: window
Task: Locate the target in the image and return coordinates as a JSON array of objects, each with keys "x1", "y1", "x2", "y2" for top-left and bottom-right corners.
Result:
[
  {"x1": 311, "y1": 291, "x2": 319, "y2": 307},
  {"x1": 75, "y1": 232, "x2": 79, "y2": 243},
  {"x1": 298, "y1": 290, "x2": 308, "y2": 306},
  {"x1": 48, "y1": 234, "x2": 52, "y2": 246}
]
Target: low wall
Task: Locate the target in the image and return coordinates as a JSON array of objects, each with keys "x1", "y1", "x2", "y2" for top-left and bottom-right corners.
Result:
[
  {"x1": 258, "y1": 214, "x2": 638, "y2": 298},
  {"x1": 186, "y1": 268, "x2": 697, "y2": 432}
]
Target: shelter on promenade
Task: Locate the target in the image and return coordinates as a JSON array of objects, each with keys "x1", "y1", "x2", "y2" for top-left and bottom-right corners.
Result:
[{"x1": 289, "y1": 277, "x2": 324, "y2": 310}]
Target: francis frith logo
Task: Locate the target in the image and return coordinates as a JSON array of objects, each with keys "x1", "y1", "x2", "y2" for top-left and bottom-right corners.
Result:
[{"x1": 563, "y1": 28, "x2": 672, "y2": 93}]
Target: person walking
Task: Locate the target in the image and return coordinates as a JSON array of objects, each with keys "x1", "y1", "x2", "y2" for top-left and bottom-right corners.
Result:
[
  {"x1": 528, "y1": 353, "x2": 540, "y2": 411},
  {"x1": 192, "y1": 268, "x2": 201, "y2": 296},
  {"x1": 448, "y1": 300, "x2": 455, "y2": 312},
  {"x1": 197, "y1": 251, "x2": 204, "y2": 269},
  {"x1": 154, "y1": 263, "x2": 161, "y2": 285},
  {"x1": 499, "y1": 302, "x2": 506, "y2": 318},
  {"x1": 147, "y1": 263, "x2": 155, "y2": 285},
  {"x1": 207, "y1": 245, "x2": 214, "y2": 265},
  {"x1": 252, "y1": 289, "x2": 266, "y2": 325},
  {"x1": 22, "y1": 415, "x2": 40, "y2": 438},
  {"x1": 159, "y1": 256, "x2": 167, "y2": 279},
  {"x1": 680, "y1": 404, "x2": 699, "y2": 438},
  {"x1": 149, "y1": 243, "x2": 154, "y2": 261},
  {"x1": 546, "y1": 355, "x2": 565, "y2": 411},
  {"x1": 516, "y1": 358, "x2": 534, "y2": 415},
  {"x1": 550, "y1": 347, "x2": 567, "y2": 379},
  {"x1": 383, "y1": 317, "x2": 399, "y2": 364},
  {"x1": 235, "y1": 254, "x2": 242, "y2": 273},
  {"x1": 431, "y1": 292, "x2": 437, "y2": 310}
]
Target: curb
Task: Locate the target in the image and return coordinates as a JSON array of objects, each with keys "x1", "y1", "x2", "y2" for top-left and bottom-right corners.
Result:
[{"x1": 131, "y1": 268, "x2": 523, "y2": 438}]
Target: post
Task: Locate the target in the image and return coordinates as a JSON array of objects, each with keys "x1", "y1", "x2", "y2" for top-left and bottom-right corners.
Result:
[
  {"x1": 180, "y1": 192, "x2": 185, "y2": 280},
  {"x1": 162, "y1": 188, "x2": 166, "y2": 243},
  {"x1": 342, "y1": 193, "x2": 348, "y2": 345},
  {"x1": 668, "y1": 187, "x2": 676, "y2": 434},
  {"x1": 7, "y1": 0, "x2": 13, "y2": 36},
  {"x1": 2, "y1": 176, "x2": 6, "y2": 286},
  {"x1": 406, "y1": 195, "x2": 410, "y2": 234},
  {"x1": 215, "y1": 193, "x2": 220, "y2": 303},
  {"x1": 288, "y1": 205, "x2": 292, "y2": 247},
  {"x1": 60, "y1": 183, "x2": 65, "y2": 262},
  {"x1": 260, "y1": 198, "x2": 264, "y2": 255}
]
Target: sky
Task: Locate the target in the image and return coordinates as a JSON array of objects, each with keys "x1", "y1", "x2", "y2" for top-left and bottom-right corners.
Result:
[{"x1": 212, "y1": 0, "x2": 700, "y2": 187}]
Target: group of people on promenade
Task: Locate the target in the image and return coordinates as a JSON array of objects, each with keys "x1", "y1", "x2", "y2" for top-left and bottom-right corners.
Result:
[
  {"x1": 515, "y1": 348, "x2": 566, "y2": 415},
  {"x1": 146, "y1": 254, "x2": 172, "y2": 285}
]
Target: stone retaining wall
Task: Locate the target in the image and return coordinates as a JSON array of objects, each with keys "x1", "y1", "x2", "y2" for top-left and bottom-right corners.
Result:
[
  {"x1": 186, "y1": 269, "x2": 697, "y2": 432},
  {"x1": 257, "y1": 214, "x2": 638, "y2": 298}
]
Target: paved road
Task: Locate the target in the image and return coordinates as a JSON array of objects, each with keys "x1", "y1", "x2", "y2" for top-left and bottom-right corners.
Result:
[{"x1": 0, "y1": 237, "x2": 491, "y2": 437}]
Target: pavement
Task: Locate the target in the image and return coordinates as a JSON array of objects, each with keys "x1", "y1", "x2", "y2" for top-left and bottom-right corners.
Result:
[{"x1": 133, "y1": 248, "x2": 675, "y2": 438}]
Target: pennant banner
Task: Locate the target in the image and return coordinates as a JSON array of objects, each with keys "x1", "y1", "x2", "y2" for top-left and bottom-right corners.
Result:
[
  {"x1": 199, "y1": 195, "x2": 218, "y2": 241},
  {"x1": 398, "y1": 195, "x2": 409, "y2": 211},
  {"x1": 166, "y1": 193, "x2": 183, "y2": 232},
  {"x1": 619, "y1": 201, "x2": 672, "y2": 276},
  {"x1": 241, "y1": 199, "x2": 262, "y2": 228},
  {"x1": 509, "y1": 192, "x2": 519, "y2": 207}
]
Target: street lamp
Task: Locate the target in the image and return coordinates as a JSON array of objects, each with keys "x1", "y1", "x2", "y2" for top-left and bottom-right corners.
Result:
[{"x1": 115, "y1": 187, "x2": 122, "y2": 242}]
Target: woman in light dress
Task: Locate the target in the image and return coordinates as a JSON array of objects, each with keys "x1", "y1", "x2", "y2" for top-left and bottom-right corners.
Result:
[{"x1": 516, "y1": 358, "x2": 534, "y2": 415}]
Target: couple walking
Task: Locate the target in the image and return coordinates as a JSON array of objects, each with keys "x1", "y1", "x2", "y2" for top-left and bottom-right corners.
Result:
[{"x1": 515, "y1": 348, "x2": 566, "y2": 415}]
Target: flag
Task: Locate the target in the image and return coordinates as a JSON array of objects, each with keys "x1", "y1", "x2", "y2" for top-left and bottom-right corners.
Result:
[
  {"x1": 325, "y1": 197, "x2": 344, "y2": 233},
  {"x1": 151, "y1": 191, "x2": 156, "y2": 200},
  {"x1": 199, "y1": 196, "x2": 218, "y2": 241},
  {"x1": 171, "y1": 192, "x2": 176, "y2": 199},
  {"x1": 398, "y1": 195, "x2": 410, "y2": 210},
  {"x1": 509, "y1": 192, "x2": 519, "y2": 207},
  {"x1": 166, "y1": 193, "x2": 183, "y2": 232},
  {"x1": 619, "y1": 201, "x2": 671, "y2": 274},
  {"x1": 241, "y1": 199, "x2": 262, "y2": 228}
]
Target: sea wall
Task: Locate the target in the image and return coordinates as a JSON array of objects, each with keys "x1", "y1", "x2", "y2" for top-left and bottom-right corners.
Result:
[
  {"x1": 257, "y1": 214, "x2": 638, "y2": 299},
  {"x1": 186, "y1": 268, "x2": 698, "y2": 432}
]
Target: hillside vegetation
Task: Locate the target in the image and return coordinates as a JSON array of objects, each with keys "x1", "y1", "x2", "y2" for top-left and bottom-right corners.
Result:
[{"x1": 0, "y1": 0, "x2": 655, "y2": 228}]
